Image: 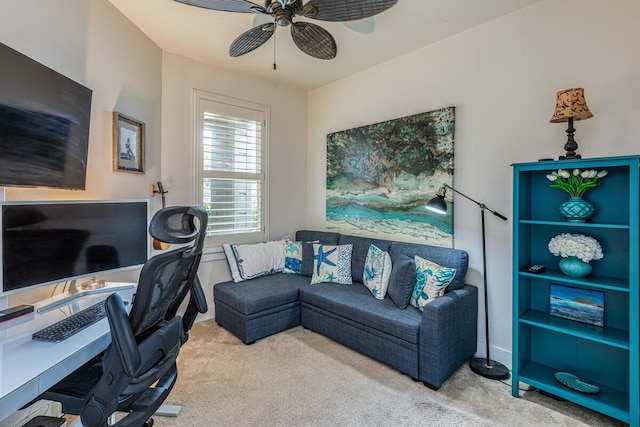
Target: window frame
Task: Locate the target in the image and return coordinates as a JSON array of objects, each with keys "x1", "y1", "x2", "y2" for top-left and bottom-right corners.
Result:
[{"x1": 193, "y1": 90, "x2": 270, "y2": 250}]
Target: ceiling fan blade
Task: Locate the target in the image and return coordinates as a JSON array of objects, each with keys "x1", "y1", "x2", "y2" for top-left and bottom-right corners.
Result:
[
  {"x1": 229, "y1": 23, "x2": 275, "y2": 57},
  {"x1": 301, "y1": 0, "x2": 397, "y2": 22},
  {"x1": 291, "y1": 22, "x2": 336, "y2": 60},
  {"x1": 174, "y1": 0, "x2": 266, "y2": 14}
]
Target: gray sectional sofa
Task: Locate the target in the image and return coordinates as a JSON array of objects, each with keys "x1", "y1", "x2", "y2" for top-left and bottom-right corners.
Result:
[{"x1": 214, "y1": 230, "x2": 478, "y2": 389}]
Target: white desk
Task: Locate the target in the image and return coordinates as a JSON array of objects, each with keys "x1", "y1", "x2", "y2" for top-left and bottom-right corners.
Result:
[{"x1": 0, "y1": 284, "x2": 135, "y2": 422}]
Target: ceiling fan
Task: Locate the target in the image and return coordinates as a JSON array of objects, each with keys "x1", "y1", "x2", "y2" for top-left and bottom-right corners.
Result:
[{"x1": 174, "y1": 0, "x2": 398, "y2": 60}]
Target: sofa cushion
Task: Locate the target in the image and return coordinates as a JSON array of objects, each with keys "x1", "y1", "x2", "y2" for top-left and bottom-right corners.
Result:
[
  {"x1": 389, "y1": 243, "x2": 468, "y2": 291},
  {"x1": 310, "y1": 244, "x2": 353, "y2": 285},
  {"x1": 223, "y1": 241, "x2": 284, "y2": 283},
  {"x1": 214, "y1": 274, "x2": 310, "y2": 315},
  {"x1": 295, "y1": 230, "x2": 341, "y2": 277},
  {"x1": 363, "y1": 244, "x2": 392, "y2": 299},
  {"x1": 299, "y1": 282, "x2": 422, "y2": 344},
  {"x1": 410, "y1": 256, "x2": 456, "y2": 310},
  {"x1": 338, "y1": 235, "x2": 393, "y2": 284},
  {"x1": 387, "y1": 254, "x2": 416, "y2": 309}
]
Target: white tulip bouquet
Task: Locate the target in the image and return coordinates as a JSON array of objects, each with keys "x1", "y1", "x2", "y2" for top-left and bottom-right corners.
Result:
[
  {"x1": 548, "y1": 233, "x2": 603, "y2": 263},
  {"x1": 545, "y1": 168, "x2": 608, "y2": 197}
]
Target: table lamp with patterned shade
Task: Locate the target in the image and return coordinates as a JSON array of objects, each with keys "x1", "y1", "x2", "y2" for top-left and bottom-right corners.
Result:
[{"x1": 550, "y1": 88, "x2": 593, "y2": 160}]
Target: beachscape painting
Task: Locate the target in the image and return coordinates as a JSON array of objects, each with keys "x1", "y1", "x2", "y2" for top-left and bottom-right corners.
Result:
[
  {"x1": 550, "y1": 284, "x2": 604, "y2": 327},
  {"x1": 326, "y1": 107, "x2": 455, "y2": 247}
]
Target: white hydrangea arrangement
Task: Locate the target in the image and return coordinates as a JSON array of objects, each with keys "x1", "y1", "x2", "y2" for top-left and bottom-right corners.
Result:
[
  {"x1": 548, "y1": 233, "x2": 603, "y2": 263},
  {"x1": 546, "y1": 168, "x2": 608, "y2": 197}
]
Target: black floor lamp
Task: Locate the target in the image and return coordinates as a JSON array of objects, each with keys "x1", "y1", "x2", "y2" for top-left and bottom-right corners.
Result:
[{"x1": 426, "y1": 184, "x2": 510, "y2": 380}]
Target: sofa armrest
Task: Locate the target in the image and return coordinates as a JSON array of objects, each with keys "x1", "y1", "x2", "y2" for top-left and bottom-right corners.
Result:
[{"x1": 418, "y1": 284, "x2": 478, "y2": 389}]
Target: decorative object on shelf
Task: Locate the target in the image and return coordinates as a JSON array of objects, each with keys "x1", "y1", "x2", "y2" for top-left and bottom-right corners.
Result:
[
  {"x1": 426, "y1": 184, "x2": 510, "y2": 380},
  {"x1": 548, "y1": 233, "x2": 603, "y2": 278},
  {"x1": 559, "y1": 197, "x2": 594, "y2": 222},
  {"x1": 553, "y1": 372, "x2": 601, "y2": 394},
  {"x1": 113, "y1": 112, "x2": 145, "y2": 174},
  {"x1": 528, "y1": 264, "x2": 546, "y2": 274},
  {"x1": 558, "y1": 256, "x2": 592, "y2": 278},
  {"x1": 549, "y1": 284, "x2": 604, "y2": 327},
  {"x1": 546, "y1": 168, "x2": 607, "y2": 222},
  {"x1": 550, "y1": 88, "x2": 593, "y2": 160}
]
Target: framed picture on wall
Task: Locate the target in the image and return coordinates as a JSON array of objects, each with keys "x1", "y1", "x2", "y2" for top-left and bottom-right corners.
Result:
[{"x1": 113, "y1": 112, "x2": 145, "y2": 174}]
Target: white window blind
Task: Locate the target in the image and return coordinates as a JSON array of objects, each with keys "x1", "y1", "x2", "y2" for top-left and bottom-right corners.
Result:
[{"x1": 195, "y1": 92, "x2": 268, "y2": 246}]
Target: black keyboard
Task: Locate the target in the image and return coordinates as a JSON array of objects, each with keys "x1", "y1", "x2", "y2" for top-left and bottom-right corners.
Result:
[{"x1": 32, "y1": 300, "x2": 107, "y2": 342}]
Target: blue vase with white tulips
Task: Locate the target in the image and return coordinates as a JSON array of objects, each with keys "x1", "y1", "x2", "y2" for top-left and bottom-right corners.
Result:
[{"x1": 546, "y1": 168, "x2": 607, "y2": 223}]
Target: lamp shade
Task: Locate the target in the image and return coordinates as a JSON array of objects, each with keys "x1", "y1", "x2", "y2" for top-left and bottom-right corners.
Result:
[
  {"x1": 550, "y1": 88, "x2": 593, "y2": 123},
  {"x1": 425, "y1": 195, "x2": 447, "y2": 215}
]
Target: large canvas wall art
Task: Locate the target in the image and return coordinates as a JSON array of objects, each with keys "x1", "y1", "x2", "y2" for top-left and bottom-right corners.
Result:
[{"x1": 326, "y1": 106, "x2": 455, "y2": 247}]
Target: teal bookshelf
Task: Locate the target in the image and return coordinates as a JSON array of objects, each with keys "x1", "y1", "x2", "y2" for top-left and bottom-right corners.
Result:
[{"x1": 512, "y1": 155, "x2": 640, "y2": 425}]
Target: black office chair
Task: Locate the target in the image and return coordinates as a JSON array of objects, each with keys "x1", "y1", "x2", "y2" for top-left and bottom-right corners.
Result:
[{"x1": 40, "y1": 206, "x2": 208, "y2": 427}]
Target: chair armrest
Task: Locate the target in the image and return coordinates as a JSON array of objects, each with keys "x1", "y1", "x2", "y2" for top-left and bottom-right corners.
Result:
[
  {"x1": 105, "y1": 293, "x2": 141, "y2": 376},
  {"x1": 81, "y1": 293, "x2": 143, "y2": 427},
  {"x1": 181, "y1": 275, "x2": 208, "y2": 344},
  {"x1": 418, "y1": 284, "x2": 478, "y2": 389}
]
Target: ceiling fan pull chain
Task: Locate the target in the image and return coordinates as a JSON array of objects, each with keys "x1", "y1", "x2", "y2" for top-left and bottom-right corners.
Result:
[{"x1": 273, "y1": 25, "x2": 277, "y2": 70}]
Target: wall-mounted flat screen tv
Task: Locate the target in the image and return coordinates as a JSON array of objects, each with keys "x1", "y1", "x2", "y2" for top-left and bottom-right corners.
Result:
[{"x1": 0, "y1": 42, "x2": 92, "y2": 190}]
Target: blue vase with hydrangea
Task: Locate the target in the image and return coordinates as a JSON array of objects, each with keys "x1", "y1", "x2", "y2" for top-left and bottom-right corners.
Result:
[{"x1": 548, "y1": 233, "x2": 603, "y2": 278}]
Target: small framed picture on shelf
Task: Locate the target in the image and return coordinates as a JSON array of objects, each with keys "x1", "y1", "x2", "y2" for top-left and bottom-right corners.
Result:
[
  {"x1": 550, "y1": 284, "x2": 604, "y2": 327},
  {"x1": 113, "y1": 112, "x2": 145, "y2": 174}
]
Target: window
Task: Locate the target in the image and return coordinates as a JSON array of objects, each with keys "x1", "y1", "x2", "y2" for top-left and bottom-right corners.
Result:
[{"x1": 194, "y1": 91, "x2": 269, "y2": 247}]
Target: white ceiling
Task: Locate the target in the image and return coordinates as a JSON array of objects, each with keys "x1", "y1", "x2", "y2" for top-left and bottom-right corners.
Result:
[{"x1": 108, "y1": 0, "x2": 542, "y2": 92}]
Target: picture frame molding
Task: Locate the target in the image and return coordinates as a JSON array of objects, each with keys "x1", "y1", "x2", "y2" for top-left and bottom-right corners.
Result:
[{"x1": 113, "y1": 111, "x2": 145, "y2": 174}]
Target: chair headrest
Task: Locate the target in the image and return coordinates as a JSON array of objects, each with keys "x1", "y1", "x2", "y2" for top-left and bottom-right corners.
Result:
[{"x1": 148, "y1": 206, "x2": 208, "y2": 254}]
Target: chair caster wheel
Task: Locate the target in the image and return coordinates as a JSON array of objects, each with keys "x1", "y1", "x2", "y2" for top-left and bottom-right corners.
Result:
[{"x1": 144, "y1": 418, "x2": 154, "y2": 426}]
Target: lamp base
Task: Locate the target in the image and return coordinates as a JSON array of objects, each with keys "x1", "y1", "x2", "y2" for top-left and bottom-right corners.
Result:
[
  {"x1": 559, "y1": 153, "x2": 582, "y2": 160},
  {"x1": 559, "y1": 117, "x2": 581, "y2": 160},
  {"x1": 469, "y1": 357, "x2": 510, "y2": 380}
]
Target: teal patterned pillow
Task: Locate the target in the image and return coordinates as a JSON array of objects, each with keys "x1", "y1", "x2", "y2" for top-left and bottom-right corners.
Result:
[
  {"x1": 311, "y1": 244, "x2": 353, "y2": 285},
  {"x1": 363, "y1": 244, "x2": 392, "y2": 299},
  {"x1": 410, "y1": 255, "x2": 456, "y2": 310},
  {"x1": 283, "y1": 241, "x2": 302, "y2": 274}
]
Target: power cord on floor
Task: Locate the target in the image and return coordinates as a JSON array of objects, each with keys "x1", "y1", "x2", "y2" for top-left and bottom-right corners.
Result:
[{"x1": 497, "y1": 376, "x2": 536, "y2": 392}]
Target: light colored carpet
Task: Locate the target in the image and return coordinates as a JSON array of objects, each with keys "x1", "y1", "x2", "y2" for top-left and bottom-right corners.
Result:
[{"x1": 153, "y1": 320, "x2": 624, "y2": 427}]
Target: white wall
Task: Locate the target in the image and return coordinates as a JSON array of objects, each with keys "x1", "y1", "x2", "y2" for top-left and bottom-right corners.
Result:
[
  {"x1": 0, "y1": 2, "x2": 307, "y2": 315},
  {"x1": 0, "y1": 0, "x2": 163, "y2": 304},
  {"x1": 307, "y1": 0, "x2": 640, "y2": 367},
  {"x1": 161, "y1": 53, "x2": 308, "y2": 319}
]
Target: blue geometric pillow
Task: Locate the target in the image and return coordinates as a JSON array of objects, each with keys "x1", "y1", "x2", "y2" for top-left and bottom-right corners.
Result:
[
  {"x1": 283, "y1": 241, "x2": 302, "y2": 274},
  {"x1": 311, "y1": 244, "x2": 353, "y2": 285},
  {"x1": 363, "y1": 244, "x2": 392, "y2": 299},
  {"x1": 410, "y1": 255, "x2": 456, "y2": 310}
]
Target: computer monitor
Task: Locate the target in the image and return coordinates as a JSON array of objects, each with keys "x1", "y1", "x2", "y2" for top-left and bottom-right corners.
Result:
[{"x1": 0, "y1": 200, "x2": 149, "y2": 296}]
